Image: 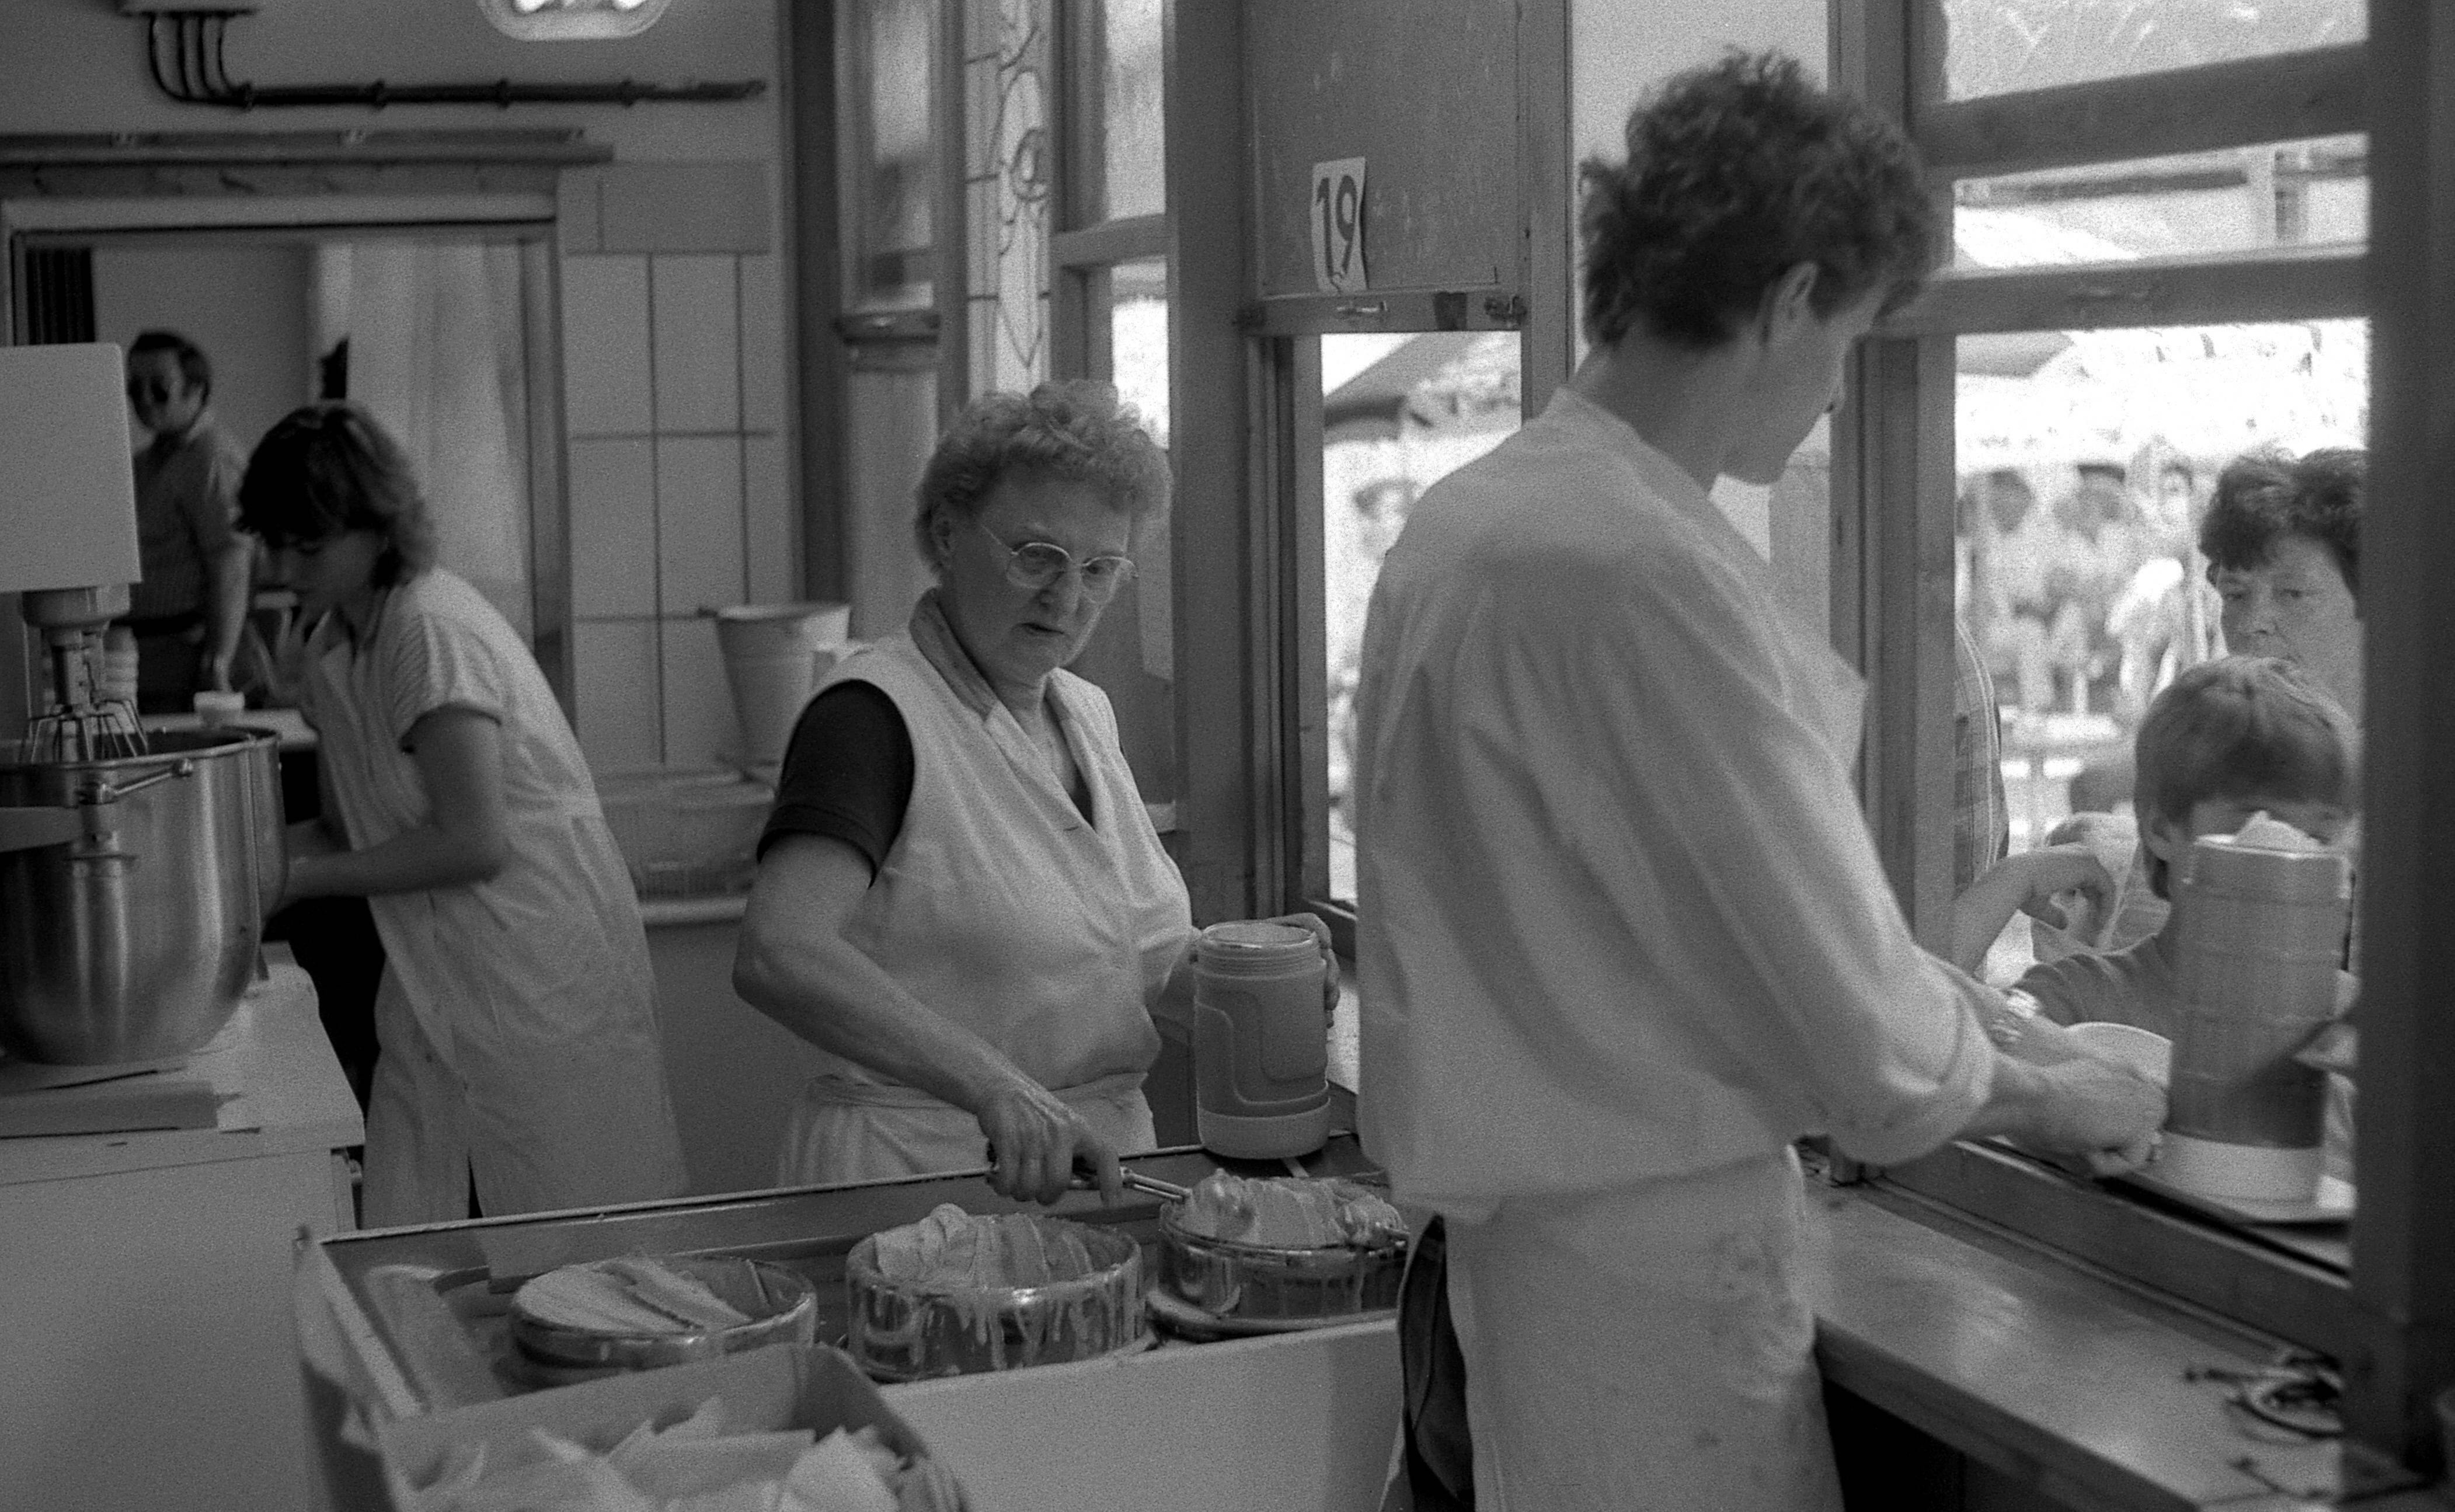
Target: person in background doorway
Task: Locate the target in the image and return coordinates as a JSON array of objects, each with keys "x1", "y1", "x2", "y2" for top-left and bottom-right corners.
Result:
[
  {"x1": 734, "y1": 381, "x2": 1338, "y2": 1206},
  {"x1": 119, "y1": 330, "x2": 254, "y2": 713},
  {"x1": 241, "y1": 403, "x2": 687, "y2": 1225},
  {"x1": 1354, "y1": 54, "x2": 2163, "y2": 1511}
]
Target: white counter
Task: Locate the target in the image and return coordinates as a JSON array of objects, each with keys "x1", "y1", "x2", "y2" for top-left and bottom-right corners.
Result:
[{"x1": 0, "y1": 960, "x2": 363, "y2": 1512}]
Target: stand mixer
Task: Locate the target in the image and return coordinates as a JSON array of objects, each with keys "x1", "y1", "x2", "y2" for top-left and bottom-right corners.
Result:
[
  {"x1": 0, "y1": 343, "x2": 269, "y2": 1065},
  {"x1": 0, "y1": 343, "x2": 148, "y2": 857}
]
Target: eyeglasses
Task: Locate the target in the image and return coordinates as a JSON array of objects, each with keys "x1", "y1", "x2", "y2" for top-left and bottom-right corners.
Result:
[
  {"x1": 976, "y1": 520, "x2": 1136, "y2": 604},
  {"x1": 126, "y1": 378, "x2": 182, "y2": 403}
]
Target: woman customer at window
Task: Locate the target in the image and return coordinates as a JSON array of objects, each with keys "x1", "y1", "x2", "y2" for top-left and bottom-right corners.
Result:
[
  {"x1": 733, "y1": 381, "x2": 1335, "y2": 1206},
  {"x1": 241, "y1": 403, "x2": 687, "y2": 1226}
]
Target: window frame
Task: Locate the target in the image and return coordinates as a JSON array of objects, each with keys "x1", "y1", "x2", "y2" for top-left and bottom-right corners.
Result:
[
  {"x1": 1832, "y1": 0, "x2": 2454, "y2": 1477},
  {"x1": 1272, "y1": 0, "x2": 1573, "y2": 953}
]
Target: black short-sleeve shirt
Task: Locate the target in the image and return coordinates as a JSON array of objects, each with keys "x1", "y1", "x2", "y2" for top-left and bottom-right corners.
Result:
[{"x1": 757, "y1": 680, "x2": 916, "y2": 877}]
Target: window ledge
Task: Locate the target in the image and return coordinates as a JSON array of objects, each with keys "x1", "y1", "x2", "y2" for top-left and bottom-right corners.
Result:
[{"x1": 1808, "y1": 1183, "x2": 2414, "y2": 1509}]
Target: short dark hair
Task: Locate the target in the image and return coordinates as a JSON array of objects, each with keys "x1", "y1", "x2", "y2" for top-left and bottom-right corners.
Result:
[
  {"x1": 2133, "y1": 657, "x2": 2357, "y2": 898},
  {"x1": 127, "y1": 329, "x2": 213, "y2": 402},
  {"x1": 912, "y1": 380, "x2": 1171, "y2": 569},
  {"x1": 238, "y1": 403, "x2": 436, "y2": 588},
  {"x1": 2199, "y1": 448, "x2": 2363, "y2": 601},
  {"x1": 1578, "y1": 51, "x2": 1941, "y2": 349}
]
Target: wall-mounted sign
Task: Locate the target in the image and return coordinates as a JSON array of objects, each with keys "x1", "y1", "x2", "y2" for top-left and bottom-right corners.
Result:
[{"x1": 1310, "y1": 157, "x2": 1368, "y2": 295}]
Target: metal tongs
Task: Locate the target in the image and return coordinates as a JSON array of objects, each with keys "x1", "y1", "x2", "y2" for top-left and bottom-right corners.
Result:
[{"x1": 985, "y1": 1143, "x2": 1188, "y2": 1203}]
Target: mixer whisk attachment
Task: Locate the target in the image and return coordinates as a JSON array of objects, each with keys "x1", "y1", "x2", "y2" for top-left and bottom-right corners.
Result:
[
  {"x1": 26, "y1": 630, "x2": 151, "y2": 764},
  {"x1": 30, "y1": 698, "x2": 150, "y2": 764}
]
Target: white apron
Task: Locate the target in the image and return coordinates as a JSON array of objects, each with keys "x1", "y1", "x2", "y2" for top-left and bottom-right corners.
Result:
[
  {"x1": 1442, "y1": 629, "x2": 1864, "y2": 1512},
  {"x1": 776, "y1": 594, "x2": 1194, "y2": 1187},
  {"x1": 305, "y1": 571, "x2": 687, "y2": 1225}
]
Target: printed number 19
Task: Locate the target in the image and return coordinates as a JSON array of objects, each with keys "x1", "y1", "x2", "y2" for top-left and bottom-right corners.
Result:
[{"x1": 1315, "y1": 170, "x2": 1359, "y2": 281}]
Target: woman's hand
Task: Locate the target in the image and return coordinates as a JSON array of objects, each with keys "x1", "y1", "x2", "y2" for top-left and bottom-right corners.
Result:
[
  {"x1": 1259, "y1": 911, "x2": 1343, "y2": 1018},
  {"x1": 979, "y1": 1082, "x2": 1122, "y2": 1205}
]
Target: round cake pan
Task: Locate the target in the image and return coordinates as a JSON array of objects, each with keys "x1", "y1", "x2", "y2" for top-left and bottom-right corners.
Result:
[
  {"x1": 1157, "y1": 1204, "x2": 1407, "y2": 1322},
  {"x1": 847, "y1": 1217, "x2": 1147, "y2": 1382},
  {"x1": 510, "y1": 1255, "x2": 817, "y2": 1372}
]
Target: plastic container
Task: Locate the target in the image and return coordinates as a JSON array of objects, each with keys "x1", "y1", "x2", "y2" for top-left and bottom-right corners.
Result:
[
  {"x1": 1192, "y1": 921, "x2": 1331, "y2": 1159},
  {"x1": 597, "y1": 767, "x2": 774, "y2": 898},
  {"x1": 707, "y1": 602, "x2": 851, "y2": 778},
  {"x1": 2162, "y1": 833, "x2": 2350, "y2": 1203}
]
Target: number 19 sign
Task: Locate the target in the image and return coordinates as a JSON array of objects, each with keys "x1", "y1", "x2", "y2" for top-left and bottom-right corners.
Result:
[{"x1": 1310, "y1": 157, "x2": 1368, "y2": 295}]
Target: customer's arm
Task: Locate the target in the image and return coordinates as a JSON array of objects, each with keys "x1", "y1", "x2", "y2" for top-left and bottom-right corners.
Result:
[
  {"x1": 1949, "y1": 841, "x2": 2116, "y2": 974},
  {"x1": 734, "y1": 832, "x2": 1123, "y2": 1205}
]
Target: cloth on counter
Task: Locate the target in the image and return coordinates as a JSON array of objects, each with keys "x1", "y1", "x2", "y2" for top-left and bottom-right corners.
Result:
[
  {"x1": 305, "y1": 566, "x2": 685, "y2": 1225},
  {"x1": 760, "y1": 680, "x2": 915, "y2": 877},
  {"x1": 772, "y1": 590, "x2": 1193, "y2": 1188}
]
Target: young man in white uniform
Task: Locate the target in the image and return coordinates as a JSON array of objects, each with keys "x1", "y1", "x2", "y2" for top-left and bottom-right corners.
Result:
[{"x1": 1354, "y1": 54, "x2": 2165, "y2": 1510}]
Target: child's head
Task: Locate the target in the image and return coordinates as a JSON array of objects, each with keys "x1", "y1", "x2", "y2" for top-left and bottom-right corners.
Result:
[{"x1": 2132, "y1": 657, "x2": 2357, "y2": 900}]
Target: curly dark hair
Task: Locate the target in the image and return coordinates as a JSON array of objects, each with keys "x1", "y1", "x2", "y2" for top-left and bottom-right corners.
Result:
[
  {"x1": 1579, "y1": 51, "x2": 1941, "y2": 349},
  {"x1": 238, "y1": 403, "x2": 437, "y2": 589},
  {"x1": 911, "y1": 379, "x2": 1171, "y2": 568},
  {"x1": 2199, "y1": 448, "x2": 2363, "y2": 601}
]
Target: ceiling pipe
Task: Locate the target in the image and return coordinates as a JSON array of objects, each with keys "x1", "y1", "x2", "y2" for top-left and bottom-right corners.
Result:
[{"x1": 133, "y1": 11, "x2": 765, "y2": 110}]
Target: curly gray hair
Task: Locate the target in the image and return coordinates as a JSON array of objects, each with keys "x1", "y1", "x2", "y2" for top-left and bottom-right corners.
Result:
[{"x1": 912, "y1": 380, "x2": 1171, "y2": 570}]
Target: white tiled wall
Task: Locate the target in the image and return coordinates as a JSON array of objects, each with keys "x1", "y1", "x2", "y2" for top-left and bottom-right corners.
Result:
[{"x1": 564, "y1": 232, "x2": 792, "y2": 772}]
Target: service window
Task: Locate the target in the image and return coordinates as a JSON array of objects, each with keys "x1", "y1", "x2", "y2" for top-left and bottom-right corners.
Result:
[{"x1": 1837, "y1": 0, "x2": 2374, "y2": 1356}]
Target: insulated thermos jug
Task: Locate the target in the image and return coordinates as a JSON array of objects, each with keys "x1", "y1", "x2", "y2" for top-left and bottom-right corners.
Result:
[
  {"x1": 1192, "y1": 921, "x2": 1332, "y2": 1159},
  {"x1": 2162, "y1": 830, "x2": 2350, "y2": 1203}
]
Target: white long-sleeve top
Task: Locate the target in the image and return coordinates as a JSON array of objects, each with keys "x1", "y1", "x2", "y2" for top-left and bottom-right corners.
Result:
[{"x1": 1353, "y1": 386, "x2": 1998, "y2": 1221}]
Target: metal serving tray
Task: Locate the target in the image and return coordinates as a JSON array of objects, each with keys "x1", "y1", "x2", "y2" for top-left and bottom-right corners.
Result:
[{"x1": 309, "y1": 1140, "x2": 1386, "y2": 1412}]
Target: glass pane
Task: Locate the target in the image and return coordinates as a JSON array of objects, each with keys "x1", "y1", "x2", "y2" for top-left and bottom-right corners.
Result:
[
  {"x1": 1323, "y1": 332, "x2": 1523, "y2": 900},
  {"x1": 1941, "y1": 0, "x2": 2363, "y2": 100},
  {"x1": 1099, "y1": 0, "x2": 1166, "y2": 221},
  {"x1": 1955, "y1": 136, "x2": 2366, "y2": 268},
  {"x1": 1954, "y1": 316, "x2": 2366, "y2": 982},
  {"x1": 1105, "y1": 256, "x2": 1169, "y2": 443},
  {"x1": 849, "y1": 0, "x2": 935, "y2": 310}
]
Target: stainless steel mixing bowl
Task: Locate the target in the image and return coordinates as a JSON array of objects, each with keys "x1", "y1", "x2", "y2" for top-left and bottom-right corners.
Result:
[{"x1": 0, "y1": 729, "x2": 262, "y2": 1063}]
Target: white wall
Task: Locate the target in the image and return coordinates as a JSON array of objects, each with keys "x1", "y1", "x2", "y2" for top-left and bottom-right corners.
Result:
[
  {"x1": 92, "y1": 243, "x2": 315, "y2": 462},
  {"x1": 1, "y1": 0, "x2": 795, "y2": 775}
]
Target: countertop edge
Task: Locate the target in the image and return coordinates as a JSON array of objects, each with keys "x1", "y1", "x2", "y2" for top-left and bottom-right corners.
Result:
[{"x1": 0, "y1": 960, "x2": 363, "y2": 1186}]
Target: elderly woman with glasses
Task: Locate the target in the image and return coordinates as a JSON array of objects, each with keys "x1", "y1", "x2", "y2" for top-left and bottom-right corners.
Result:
[{"x1": 735, "y1": 381, "x2": 1333, "y2": 1204}]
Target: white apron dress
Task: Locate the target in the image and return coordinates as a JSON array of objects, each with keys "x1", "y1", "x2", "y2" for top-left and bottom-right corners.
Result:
[
  {"x1": 776, "y1": 592, "x2": 1195, "y2": 1187},
  {"x1": 1353, "y1": 388, "x2": 2000, "y2": 1510},
  {"x1": 302, "y1": 569, "x2": 687, "y2": 1225}
]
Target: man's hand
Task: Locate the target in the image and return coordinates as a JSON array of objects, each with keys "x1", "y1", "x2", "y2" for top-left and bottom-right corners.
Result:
[
  {"x1": 1966, "y1": 1053, "x2": 2165, "y2": 1177},
  {"x1": 1259, "y1": 911, "x2": 1343, "y2": 1018}
]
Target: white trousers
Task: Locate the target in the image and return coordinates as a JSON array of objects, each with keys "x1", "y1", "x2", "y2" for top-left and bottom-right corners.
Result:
[{"x1": 1446, "y1": 1148, "x2": 1843, "y2": 1512}]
